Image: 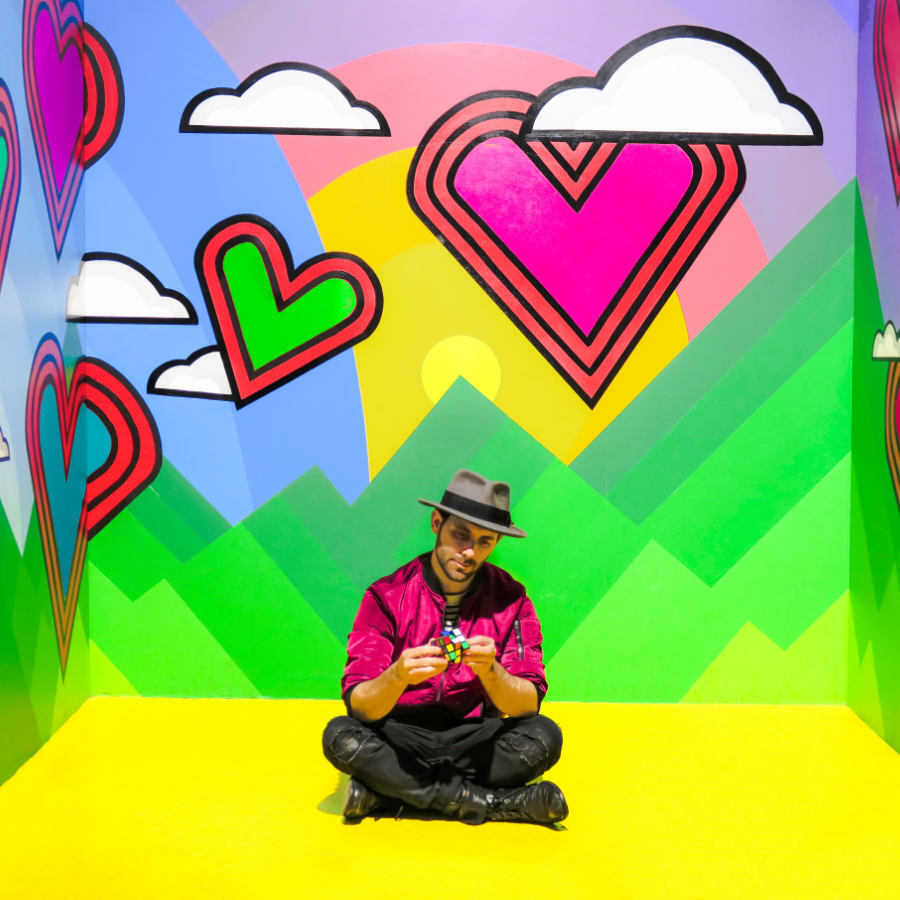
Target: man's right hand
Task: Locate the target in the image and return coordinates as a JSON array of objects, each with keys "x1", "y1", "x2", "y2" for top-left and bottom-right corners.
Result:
[
  {"x1": 350, "y1": 643, "x2": 448, "y2": 722},
  {"x1": 392, "y1": 644, "x2": 449, "y2": 685}
]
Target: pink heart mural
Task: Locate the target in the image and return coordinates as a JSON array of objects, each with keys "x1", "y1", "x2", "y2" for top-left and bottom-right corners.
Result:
[
  {"x1": 408, "y1": 92, "x2": 745, "y2": 407},
  {"x1": 22, "y1": 0, "x2": 124, "y2": 255},
  {"x1": 0, "y1": 80, "x2": 22, "y2": 294},
  {"x1": 875, "y1": 0, "x2": 900, "y2": 202},
  {"x1": 886, "y1": 360, "x2": 900, "y2": 509},
  {"x1": 26, "y1": 334, "x2": 161, "y2": 671}
]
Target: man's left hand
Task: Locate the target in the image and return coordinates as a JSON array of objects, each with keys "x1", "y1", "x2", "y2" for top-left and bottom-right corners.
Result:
[{"x1": 462, "y1": 635, "x2": 497, "y2": 679}]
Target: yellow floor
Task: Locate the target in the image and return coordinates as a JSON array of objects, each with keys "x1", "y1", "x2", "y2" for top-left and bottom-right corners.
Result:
[{"x1": 1, "y1": 699, "x2": 899, "y2": 899}]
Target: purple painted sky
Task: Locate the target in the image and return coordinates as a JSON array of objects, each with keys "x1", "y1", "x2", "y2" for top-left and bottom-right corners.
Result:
[
  {"x1": 173, "y1": 0, "x2": 858, "y2": 258},
  {"x1": 857, "y1": 0, "x2": 900, "y2": 321},
  {"x1": 828, "y1": 0, "x2": 859, "y2": 30}
]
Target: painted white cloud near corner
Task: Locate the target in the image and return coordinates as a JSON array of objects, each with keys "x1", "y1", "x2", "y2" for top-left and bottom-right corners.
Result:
[
  {"x1": 182, "y1": 64, "x2": 389, "y2": 133},
  {"x1": 67, "y1": 256, "x2": 195, "y2": 322},
  {"x1": 873, "y1": 322, "x2": 900, "y2": 359},
  {"x1": 529, "y1": 35, "x2": 817, "y2": 139},
  {"x1": 147, "y1": 347, "x2": 232, "y2": 399},
  {"x1": 149, "y1": 349, "x2": 233, "y2": 399},
  {"x1": 0, "y1": 431, "x2": 8, "y2": 461}
]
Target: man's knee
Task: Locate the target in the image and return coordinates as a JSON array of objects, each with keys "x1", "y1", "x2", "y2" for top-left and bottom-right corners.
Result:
[
  {"x1": 501, "y1": 714, "x2": 563, "y2": 772},
  {"x1": 322, "y1": 715, "x2": 378, "y2": 771}
]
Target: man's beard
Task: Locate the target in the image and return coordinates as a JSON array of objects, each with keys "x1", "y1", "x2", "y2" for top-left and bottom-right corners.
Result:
[{"x1": 437, "y1": 550, "x2": 477, "y2": 584}]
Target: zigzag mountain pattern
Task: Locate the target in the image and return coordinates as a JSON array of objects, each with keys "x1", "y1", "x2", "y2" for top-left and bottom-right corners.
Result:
[{"x1": 84, "y1": 184, "x2": 855, "y2": 702}]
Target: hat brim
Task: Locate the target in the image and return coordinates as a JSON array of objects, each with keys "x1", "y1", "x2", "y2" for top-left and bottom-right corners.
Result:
[{"x1": 418, "y1": 498, "x2": 527, "y2": 538}]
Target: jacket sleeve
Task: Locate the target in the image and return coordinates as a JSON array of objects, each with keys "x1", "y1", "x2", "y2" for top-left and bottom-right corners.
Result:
[
  {"x1": 498, "y1": 593, "x2": 548, "y2": 706},
  {"x1": 341, "y1": 588, "x2": 397, "y2": 710}
]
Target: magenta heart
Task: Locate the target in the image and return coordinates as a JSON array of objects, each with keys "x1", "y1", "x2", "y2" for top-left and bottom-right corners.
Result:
[
  {"x1": 23, "y1": 0, "x2": 86, "y2": 255},
  {"x1": 0, "y1": 81, "x2": 21, "y2": 295},
  {"x1": 875, "y1": 0, "x2": 900, "y2": 201},
  {"x1": 409, "y1": 91, "x2": 745, "y2": 406},
  {"x1": 34, "y1": 5, "x2": 84, "y2": 193},
  {"x1": 455, "y1": 139, "x2": 695, "y2": 336}
]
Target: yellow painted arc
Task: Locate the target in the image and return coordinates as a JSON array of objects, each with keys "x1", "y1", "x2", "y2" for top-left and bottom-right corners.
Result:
[{"x1": 309, "y1": 149, "x2": 688, "y2": 479}]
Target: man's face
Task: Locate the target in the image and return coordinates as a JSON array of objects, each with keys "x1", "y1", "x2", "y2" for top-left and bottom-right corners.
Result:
[{"x1": 430, "y1": 511, "x2": 501, "y2": 589}]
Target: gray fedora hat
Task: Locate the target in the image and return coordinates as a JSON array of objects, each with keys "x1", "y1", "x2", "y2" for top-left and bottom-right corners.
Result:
[{"x1": 418, "y1": 469, "x2": 527, "y2": 538}]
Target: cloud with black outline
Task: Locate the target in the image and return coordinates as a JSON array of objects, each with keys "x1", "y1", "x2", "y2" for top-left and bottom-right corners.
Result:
[
  {"x1": 180, "y1": 62, "x2": 390, "y2": 135},
  {"x1": 525, "y1": 26, "x2": 822, "y2": 144},
  {"x1": 874, "y1": 322, "x2": 900, "y2": 359},
  {"x1": 67, "y1": 253, "x2": 198, "y2": 323},
  {"x1": 147, "y1": 347, "x2": 235, "y2": 401},
  {"x1": 0, "y1": 427, "x2": 8, "y2": 461}
]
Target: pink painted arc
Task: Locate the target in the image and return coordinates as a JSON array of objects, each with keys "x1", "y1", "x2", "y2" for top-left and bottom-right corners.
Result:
[
  {"x1": 455, "y1": 139, "x2": 695, "y2": 336},
  {"x1": 34, "y1": 6, "x2": 84, "y2": 192}
]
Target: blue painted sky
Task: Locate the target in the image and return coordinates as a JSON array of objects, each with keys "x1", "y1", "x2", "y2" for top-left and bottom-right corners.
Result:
[{"x1": 84, "y1": 0, "x2": 371, "y2": 522}]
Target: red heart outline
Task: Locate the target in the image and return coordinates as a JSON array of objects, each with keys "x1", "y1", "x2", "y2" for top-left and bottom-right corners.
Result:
[
  {"x1": 22, "y1": 0, "x2": 123, "y2": 255},
  {"x1": 0, "y1": 80, "x2": 21, "y2": 294},
  {"x1": 408, "y1": 91, "x2": 745, "y2": 407},
  {"x1": 886, "y1": 360, "x2": 900, "y2": 510},
  {"x1": 82, "y1": 23, "x2": 124, "y2": 168},
  {"x1": 25, "y1": 334, "x2": 161, "y2": 671},
  {"x1": 875, "y1": 0, "x2": 900, "y2": 202},
  {"x1": 196, "y1": 215, "x2": 383, "y2": 407}
]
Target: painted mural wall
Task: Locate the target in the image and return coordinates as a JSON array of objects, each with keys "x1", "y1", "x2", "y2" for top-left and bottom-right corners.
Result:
[
  {"x1": 0, "y1": 0, "x2": 868, "y2": 786},
  {"x1": 78, "y1": 0, "x2": 857, "y2": 710},
  {"x1": 0, "y1": 0, "x2": 95, "y2": 785},
  {"x1": 852, "y1": 0, "x2": 900, "y2": 750}
]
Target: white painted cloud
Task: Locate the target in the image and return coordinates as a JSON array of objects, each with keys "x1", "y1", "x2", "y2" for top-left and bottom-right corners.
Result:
[
  {"x1": 67, "y1": 256, "x2": 195, "y2": 322},
  {"x1": 873, "y1": 322, "x2": 900, "y2": 359},
  {"x1": 530, "y1": 35, "x2": 818, "y2": 140},
  {"x1": 0, "y1": 433, "x2": 8, "y2": 461},
  {"x1": 183, "y1": 64, "x2": 388, "y2": 133},
  {"x1": 149, "y1": 349, "x2": 233, "y2": 399}
]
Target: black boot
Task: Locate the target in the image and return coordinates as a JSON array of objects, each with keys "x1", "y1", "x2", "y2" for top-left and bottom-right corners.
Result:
[
  {"x1": 440, "y1": 782, "x2": 492, "y2": 825},
  {"x1": 485, "y1": 781, "x2": 568, "y2": 825},
  {"x1": 342, "y1": 776, "x2": 389, "y2": 821},
  {"x1": 442, "y1": 781, "x2": 568, "y2": 825}
]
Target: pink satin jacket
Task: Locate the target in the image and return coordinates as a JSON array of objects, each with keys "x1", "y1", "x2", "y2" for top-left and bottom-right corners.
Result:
[{"x1": 342, "y1": 555, "x2": 548, "y2": 718}]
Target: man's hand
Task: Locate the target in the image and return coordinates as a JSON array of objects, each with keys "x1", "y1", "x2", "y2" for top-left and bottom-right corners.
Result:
[
  {"x1": 350, "y1": 644, "x2": 448, "y2": 722},
  {"x1": 462, "y1": 634, "x2": 538, "y2": 718},
  {"x1": 393, "y1": 644, "x2": 448, "y2": 685},
  {"x1": 462, "y1": 635, "x2": 497, "y2": 679}
]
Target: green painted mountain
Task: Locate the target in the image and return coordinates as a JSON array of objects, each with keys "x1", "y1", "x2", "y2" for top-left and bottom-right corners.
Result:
[
  {"x1": 0, "y1": 505, "x2": 89, "y2": 787},
  {"x1": 87, "y1": 183, "x2": 854, "y2": 704},
  {"x1": 572, "y1": 184, "x2": 854, "y2": 509},
  {"x1": 848, "y1": 190, "x2": 900, "y2": 750}
]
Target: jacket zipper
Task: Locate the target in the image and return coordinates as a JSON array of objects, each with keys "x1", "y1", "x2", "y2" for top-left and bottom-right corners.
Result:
[{"x1": 513, "y1": 619, "x2": 524, "y2": 660}]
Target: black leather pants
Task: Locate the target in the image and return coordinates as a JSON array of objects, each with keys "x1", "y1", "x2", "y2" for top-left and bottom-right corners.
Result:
[{"x1": 322, "y1": 712, "x2": 563, "y2": 815}]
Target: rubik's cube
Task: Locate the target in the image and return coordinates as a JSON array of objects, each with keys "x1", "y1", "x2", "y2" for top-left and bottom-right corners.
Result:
[{"x1": 438, "y1": 627, "x2": 470, "y2": 663}]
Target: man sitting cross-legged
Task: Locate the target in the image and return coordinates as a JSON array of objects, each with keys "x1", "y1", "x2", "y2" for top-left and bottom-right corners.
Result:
[{"x1": 322, "y1": 469, "x2": 568, "y2": 825}]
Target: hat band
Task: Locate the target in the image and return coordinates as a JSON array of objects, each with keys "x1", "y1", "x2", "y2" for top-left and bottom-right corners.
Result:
[{"x1": 440, "y1": 490, "x2": 512, "y2": 529}]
